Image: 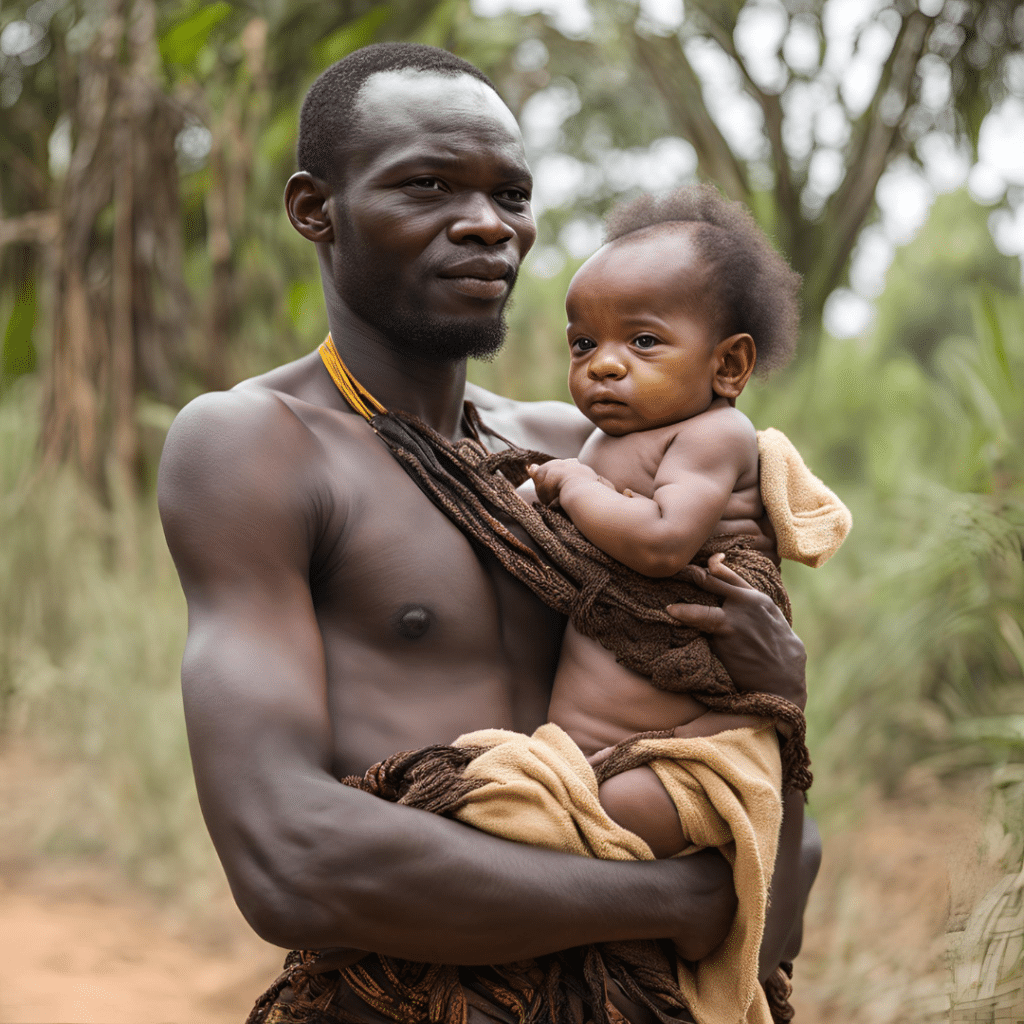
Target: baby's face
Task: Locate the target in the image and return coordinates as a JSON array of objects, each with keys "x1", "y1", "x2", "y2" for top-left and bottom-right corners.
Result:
[{"x1": 565, "y1": 228, "x2": 720, "y2": 436}]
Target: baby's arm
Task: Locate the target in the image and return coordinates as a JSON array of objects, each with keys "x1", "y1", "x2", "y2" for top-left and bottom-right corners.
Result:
[{"x1": 530, "y1": 407, "x2": 758, "y2": 577}]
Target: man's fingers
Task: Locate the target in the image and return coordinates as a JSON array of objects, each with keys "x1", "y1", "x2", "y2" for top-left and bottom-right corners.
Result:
[
  {"x1": 665, "y1": 601, "x2": 727, "y2": 634},
  {"x1": 705, "y1": 552, "x2": 755, "y2": 590}
]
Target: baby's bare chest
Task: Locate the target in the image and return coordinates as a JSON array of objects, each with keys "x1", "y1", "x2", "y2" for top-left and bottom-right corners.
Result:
[{"x1": 577, "y1": 426, "x2": 678, "y2": 497}]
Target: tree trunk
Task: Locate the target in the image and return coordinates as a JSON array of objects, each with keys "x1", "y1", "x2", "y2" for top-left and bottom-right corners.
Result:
[{"x1": 40, "y1": 0, "x2": 186, "y2": 494}]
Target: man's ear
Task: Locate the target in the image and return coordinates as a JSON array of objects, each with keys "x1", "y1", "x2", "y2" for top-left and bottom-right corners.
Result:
[
  {"x1": 711, "y1": 333, "x2": 756, "y2": 400},
  {"x1": 285, "y1": 172, "x2": 334, "y2": 243}
]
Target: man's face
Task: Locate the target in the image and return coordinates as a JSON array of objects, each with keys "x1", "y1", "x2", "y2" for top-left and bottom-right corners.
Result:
[{"x1": 328, "y1": 70, "x2": 536, "y2": 361}]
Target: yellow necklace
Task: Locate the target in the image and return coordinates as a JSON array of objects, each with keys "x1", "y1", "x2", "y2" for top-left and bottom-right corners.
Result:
[{"x1": 318, "y1": 334, "x2": 387, "y2": 421}]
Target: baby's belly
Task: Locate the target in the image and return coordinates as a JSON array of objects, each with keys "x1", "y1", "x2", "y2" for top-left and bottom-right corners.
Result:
[{"x1": 548, "y1": 623, "x2": 706, "y2": 755}]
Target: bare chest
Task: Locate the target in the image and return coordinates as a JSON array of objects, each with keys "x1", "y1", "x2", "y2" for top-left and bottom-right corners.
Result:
[
  {"x1": 577, "y1": 425, "x2": 677, "y2": 497},
  {"x1": 303, "y1": 415, "x2": 564, "y2": 774}
]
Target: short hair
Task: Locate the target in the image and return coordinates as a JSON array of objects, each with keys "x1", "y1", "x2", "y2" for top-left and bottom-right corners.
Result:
[
  {"x1": 297, "y1": 43, "x2": 498, "y2": 186},
  {"x1": 604, "y1": 184, "x2": 801, "y2": 375}
]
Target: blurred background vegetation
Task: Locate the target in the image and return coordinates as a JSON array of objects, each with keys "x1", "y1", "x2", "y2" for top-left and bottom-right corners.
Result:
[{"x1": 1, "y1": 0, "x2": 1023, "y2": 1019}]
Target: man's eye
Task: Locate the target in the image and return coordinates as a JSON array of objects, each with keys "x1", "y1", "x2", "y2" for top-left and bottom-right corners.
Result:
[
  {"x1": 407, "y1": 177, "x2": 446, "y2": 191},
  {"x1": 633, "y1": 335, "x2": 659, "y2": 350},
  {"x1": 571, "y1": 337, "x2": 596, "y2": 353},
  {"x1": 497, "y1": 188, "x2": 530, "y2": 204}
]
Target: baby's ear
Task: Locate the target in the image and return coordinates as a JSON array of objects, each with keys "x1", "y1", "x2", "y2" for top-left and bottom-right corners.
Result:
[{"x1": 712, "y1": 333, "x2": 755, "y2": 399}]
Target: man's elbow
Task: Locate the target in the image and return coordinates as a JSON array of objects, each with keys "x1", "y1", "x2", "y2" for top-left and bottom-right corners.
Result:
[
  {"x1": 232, "y1": 871, "x2": 332, "y2": 950},
  {"x1": 228, "y1": 841, "x2": 379, "y2": 950},
  {"x1": 237, "y1": 885, "x2": 310, "y2": 949}
]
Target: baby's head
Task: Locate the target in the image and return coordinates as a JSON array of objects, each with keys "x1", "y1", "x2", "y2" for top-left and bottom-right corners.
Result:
[{"x1": 565, "y1": 184, "x2": 800, "y2": 435}]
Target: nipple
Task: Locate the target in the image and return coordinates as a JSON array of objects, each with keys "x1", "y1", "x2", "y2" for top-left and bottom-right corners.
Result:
[{"x1": 395, "y1": 605, "x2": 432, "y2": 640}]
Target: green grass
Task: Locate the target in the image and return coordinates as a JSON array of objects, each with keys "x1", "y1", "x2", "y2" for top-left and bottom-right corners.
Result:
[{"x1": 0, "y1": 379, "x2": 222, "y2": 904}]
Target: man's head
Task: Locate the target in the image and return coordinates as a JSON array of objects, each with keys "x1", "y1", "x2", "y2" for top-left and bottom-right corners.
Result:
[
  {"x1": 288, "y1": 44, "x2": 535, "y2": 362},
  {"x1": 564, "y1": 185, "x2": 801, "y2": 434},
  {"x1": 297, "y1": 43, "x2": 497, "y2": 192}
]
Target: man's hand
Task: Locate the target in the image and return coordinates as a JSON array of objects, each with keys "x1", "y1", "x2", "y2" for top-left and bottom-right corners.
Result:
[
  {"x1": 668, "y1": 849, "x2": 737, "y2": 962},
  {"x1": 666, "y1": 553, "x2": 806, "y2": 710}
]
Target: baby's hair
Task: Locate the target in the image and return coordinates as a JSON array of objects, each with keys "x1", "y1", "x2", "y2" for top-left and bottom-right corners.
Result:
[{"x1": 604, "y1": 184, "x2": 801, "y2": 374}]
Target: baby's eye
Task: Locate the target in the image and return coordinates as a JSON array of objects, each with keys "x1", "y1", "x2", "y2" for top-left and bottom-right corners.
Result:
[
  {"x1": 633, "y1": 334, "x2": 659, "y2": 350},
  {"x1": 571, "y1": 337, "x2": 596, "y2": 353}
]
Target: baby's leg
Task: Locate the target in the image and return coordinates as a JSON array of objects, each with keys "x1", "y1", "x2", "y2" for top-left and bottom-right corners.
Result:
[
  {"x1": 596, "y1": 714, "x2": 768, "y2": 858},
  {"x1": 599, "y1": 766, "x2": 685, "y2": 859}
]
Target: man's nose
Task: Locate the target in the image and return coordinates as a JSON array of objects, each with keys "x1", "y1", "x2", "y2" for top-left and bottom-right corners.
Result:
[
  {"x1": 587, "y1": 349, "x2": 627, "y2": 380},
  {"x1": 448, "y1": 193, "x2": 514, "y2": 246}
]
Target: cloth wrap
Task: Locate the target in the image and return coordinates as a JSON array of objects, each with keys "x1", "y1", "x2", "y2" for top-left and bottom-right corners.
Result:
[{"x1": 248, "y1": 408, "x2": 850, "y2": 1024}]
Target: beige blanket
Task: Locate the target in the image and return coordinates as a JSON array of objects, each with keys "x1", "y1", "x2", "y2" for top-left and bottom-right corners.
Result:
[
  {"x1": 452, "y1": 721, "x2": 783, "y2": 1024},
  {"x1": 757, "y1": 428, "x2": 851, "y2": 567}
]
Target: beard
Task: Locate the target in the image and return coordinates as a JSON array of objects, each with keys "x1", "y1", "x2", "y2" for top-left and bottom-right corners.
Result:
[
  {"x1": 337, "y1": 246, "x2": 514, "y2": 363},
  {"x1": 362, "y1": 301, "x2": 510, "y2": 362}
]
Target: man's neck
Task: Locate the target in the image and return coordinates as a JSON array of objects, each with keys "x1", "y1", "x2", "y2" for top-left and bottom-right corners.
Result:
[{"x1": 323, "y1": 295, "x2": 469, "y2": 440}]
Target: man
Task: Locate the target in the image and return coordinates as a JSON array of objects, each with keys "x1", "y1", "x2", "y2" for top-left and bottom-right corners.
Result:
[{"x1": 158, "y1": 43, "x2": 816, "y2": 1024}]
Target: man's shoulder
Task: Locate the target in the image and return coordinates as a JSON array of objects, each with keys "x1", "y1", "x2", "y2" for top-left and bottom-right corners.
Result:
[
  {"x1": 162, "y1": 386, "x2": 318, "y2": 474},
  {"x1": 157, "y1": 378, "x2": 341, "y2": 530},
  {"x1": 465, "y1": 383, "x2": 593, "y2": 458}
]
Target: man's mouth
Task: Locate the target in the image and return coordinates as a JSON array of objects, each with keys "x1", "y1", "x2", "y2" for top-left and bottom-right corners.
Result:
[{"x1": 438, "y1": 258, "x2": 515, "y2": 301}]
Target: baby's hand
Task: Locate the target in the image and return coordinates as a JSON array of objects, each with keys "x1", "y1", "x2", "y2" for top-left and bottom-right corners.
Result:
[{"x1": 527, "y1": 459, "x2": 601, "y2": 505}]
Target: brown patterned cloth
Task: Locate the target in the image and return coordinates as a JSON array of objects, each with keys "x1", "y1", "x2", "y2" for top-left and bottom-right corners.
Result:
[{"x1": 248, "y1": 944, "x2": 697, "y2": 1024}]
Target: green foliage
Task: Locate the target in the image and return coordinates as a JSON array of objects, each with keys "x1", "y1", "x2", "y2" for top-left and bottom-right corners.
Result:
[
  {"x1": 872, "y1": 192, "x2": 1022, "y2": 368},
  {"x1": 1, "y1": 275, "x2": 37, "y2": 386},
  {"x1": 311, "y1": 5, "x2": 392, "y2": 72},
  {"x1": 158, "y1": 2, "x2": 233, "y2": 70}
]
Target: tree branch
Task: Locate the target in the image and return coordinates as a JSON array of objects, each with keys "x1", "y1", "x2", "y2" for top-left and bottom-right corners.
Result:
[
  {"x1": 697, "y1": 12, "x2": 800, "y2": 257},
  {"x1": 810, "y1": 10, "x2": 936, "y2": 309},
  {"x1": 0, "y1": 210, "x2": 59, "y2": 249},
  {"x1": 632, "y1": 30, "x2": 749, "y2": 202}
]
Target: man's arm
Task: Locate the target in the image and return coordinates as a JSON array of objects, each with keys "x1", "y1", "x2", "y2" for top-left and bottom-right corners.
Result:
[{"x1": 158, "y1": 390, "x2": 734, "y2": 962}]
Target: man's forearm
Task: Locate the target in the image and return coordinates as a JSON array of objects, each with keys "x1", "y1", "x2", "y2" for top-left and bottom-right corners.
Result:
[
  {"x1": 223, "y1": 773, "x2": 735, "y2": 963},
  {"x1": 758, "y1": 791, "x2": 819, "y2": 982}
]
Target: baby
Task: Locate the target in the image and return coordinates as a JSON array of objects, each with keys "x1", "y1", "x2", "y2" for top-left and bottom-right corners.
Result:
[{"x1": 525, "y1": 184, "x2": 803, "y2": 858}]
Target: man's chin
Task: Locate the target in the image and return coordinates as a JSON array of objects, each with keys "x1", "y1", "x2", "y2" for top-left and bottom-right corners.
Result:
[{"x1": 382, "y1": 311, "x2": 509, "y2": 363}]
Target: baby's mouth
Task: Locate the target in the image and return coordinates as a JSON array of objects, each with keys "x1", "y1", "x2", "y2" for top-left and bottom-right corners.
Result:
[{"x1": 588, "y1": 391, "x2": 627, "y2": 411}]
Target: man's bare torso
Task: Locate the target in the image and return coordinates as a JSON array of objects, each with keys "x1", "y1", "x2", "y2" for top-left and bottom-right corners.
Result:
[
  {"x1": 549, "y1": 402, "x2": 763, "y2": 754},
  {"x1": 238, "y1": 351, "x2": 588, "y2": 775}
]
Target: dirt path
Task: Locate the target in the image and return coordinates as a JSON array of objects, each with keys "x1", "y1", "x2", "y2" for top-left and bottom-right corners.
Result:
[
  {"x1": 791, "y1": 771, "x2": 1001, "y2": 1024},
  {"x1": 0, "y1": 870, "x2": 282, "y2": 1024},
  {"x1": 0, "y1": 772, "x2": 998, "y2": 1024}
]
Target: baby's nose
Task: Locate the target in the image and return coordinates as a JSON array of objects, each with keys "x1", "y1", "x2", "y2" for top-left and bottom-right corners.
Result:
[{"x1": 588, "y1": 352, "x2": 627, "y2": 379}]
